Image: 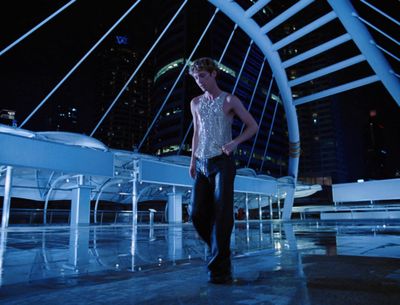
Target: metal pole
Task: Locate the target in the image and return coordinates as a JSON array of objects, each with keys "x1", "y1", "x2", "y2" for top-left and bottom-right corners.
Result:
[
  {"x1": 0, "y1": 229, "x2": 7, "y2": 286},
  {"x1": 259, "y1": 98, "x2": 280, "y2": 172},
  {"x1": 218, "y1": 24, "x2": 238, "y2": 63},
  {"x1": 43, "y1": 174, "x2": 75, "y2": 224},
  {"x1": 1, "y1": 166, "x2": 13, "y2": 229},
  {"x1": 131, "y1": 159, "x2": 139, "y2": 226},
  {"x1": 277, "y1": 197, "x2": 281, "y2": 220},
  {"x1": 19, "y1": 0, "x2": 142, "y2": 128},
  {"x1": 360, "y1": 0, "x2": 400, "y2": 27},
  {"x1": 245, "y1": 193, "x2": 249, "y2": 222},
  {"x1": 130, "y1": 220, "x2": 137, "y2": 271},
  {"x1": 177, "y1": 121, "x2": 192, "y2": 155},
  {"x1": 232, "y1": 40, "x2": 254, "y2": 94},
  {"x1": 0, "y1": 0, "x2": 77, "y2": 56},
  {"x1": 355, "y1": 16, "x2": 400, "y2": 47},
  {"x1": 138, "y1": 8, "x2": 220, "y2": 151},
  {"x1": 91, "y1": 0, "x2": 188, "y2": 136},
  {"x1": 258, "y1": 195, "x2": 262, "y2": 221},
  {"x1": 269, "y1": 196, "x2": 273, "y2": 219},
  {"x1": 247, "y1": 76, "x2": 274, "y2": 167},
  {"x1": 149, "y1": 209, "x2": 155, "y2": 226},
  {"x1": 240, "y1": 59, "x2": 266, "y2": 135}
]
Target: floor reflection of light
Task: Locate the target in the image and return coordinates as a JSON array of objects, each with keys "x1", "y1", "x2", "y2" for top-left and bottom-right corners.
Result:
[
  {"x1": 274, "y1": 241, "x2": 282, "y2": 252},
  {"x1": 130, "y1": 224, "x2": 137, "y2": 271},
  {"x1": 0, "y1": 231, "x2": 6, "y2": 287}
]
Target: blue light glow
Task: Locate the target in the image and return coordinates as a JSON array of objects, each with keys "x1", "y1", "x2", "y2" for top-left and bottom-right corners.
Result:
[{"x1": 116, "y1": 35, "x2": 129, "y2": 45}]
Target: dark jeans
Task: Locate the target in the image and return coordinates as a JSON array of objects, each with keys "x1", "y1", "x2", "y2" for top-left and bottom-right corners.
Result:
[{"x1": 191, "y1": 154, "x2": 236, "y2": 275}]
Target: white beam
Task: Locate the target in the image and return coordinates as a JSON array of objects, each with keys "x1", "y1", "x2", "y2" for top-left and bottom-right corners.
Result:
[
  {"x1": 289, "y1": 54, "x2": 365, "y2": 87},
  {"x1": 245, "y1": 0, "x2": 272, "y2": 18},
  {"x1": 261, "y1": 0, "x2": 314, "y2": 33},
  {"x1": 293, "y1": 75, "x2": 379, "y2": 106},
  {"x1": 208, "y1": 0, "x2": 300, "y2": 177},
  {"x1": 328, "y1": 0, "x2": 400, "y2": 106},
  {"x1": 333, "y1": 178, "x2": 400, "y2": 202},
  {"x1": 1, "y1": 167, "x2": 13, "y2": 229},
  {"x1": 139, "y1": 158, "x2": 277, "y2": 195},
  {"x1": 0, "y1": 133, "x2": 113, "y2": 176},
  {"x1": 273, "y1": 11, "x2": 336, "y2": 50},
  {"x1": 282, "y1": 34, "x2": 351, "y2": 68}
]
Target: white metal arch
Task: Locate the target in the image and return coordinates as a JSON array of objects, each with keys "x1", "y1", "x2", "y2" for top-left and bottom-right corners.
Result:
[
  {"x1": 209, "y1": 0, "x2": 400, "y2": 219},
  {"x1": 209, "y1": 0, "x2": 300, "y2": 218},
  {"x1": 208, "y1": 0, "x2": 300, "y2": 175}
]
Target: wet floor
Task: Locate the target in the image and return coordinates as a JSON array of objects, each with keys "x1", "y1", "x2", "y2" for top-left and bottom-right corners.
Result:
[{"x1": 0, "y1": 220, "x2": 399, "y2": 304}]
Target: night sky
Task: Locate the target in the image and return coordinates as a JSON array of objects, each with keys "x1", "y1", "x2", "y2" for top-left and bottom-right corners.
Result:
[
  {"x1": 1, "y1": 0, "x2": 157, "y2": 131},
  {"x1": 1, "y1": 0, "x2": 399, "y2": 178}
]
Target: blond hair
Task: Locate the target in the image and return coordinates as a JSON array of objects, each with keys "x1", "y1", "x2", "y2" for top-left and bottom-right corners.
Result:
[{"x1": 189, "y1": 57, "x2": 219, "y2": 75}]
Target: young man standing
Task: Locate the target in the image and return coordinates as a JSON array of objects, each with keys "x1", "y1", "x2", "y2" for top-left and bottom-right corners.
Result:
[{"x1": 189, "y1": 57, "x2": 258, "y2": 284}]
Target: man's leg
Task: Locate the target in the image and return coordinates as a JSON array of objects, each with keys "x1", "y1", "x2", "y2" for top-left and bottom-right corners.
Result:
[
  {"x1": 191, "y1": 171, "x2": 214, "y2": 248},
  {"x1": 208, "y1": 156, "x2": 236, "y2": 282}
]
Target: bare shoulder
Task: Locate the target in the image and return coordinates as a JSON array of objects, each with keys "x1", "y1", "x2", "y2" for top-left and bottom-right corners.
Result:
[
  {"x1": 225, "y1": 93, "x2": 242, "y2": 108},
  {"x1": 191, "y1": 95, "x2": 203, "y2": 115},
  {"x1": 191, "y1": 95, "x2": 202, "y2": 108}
]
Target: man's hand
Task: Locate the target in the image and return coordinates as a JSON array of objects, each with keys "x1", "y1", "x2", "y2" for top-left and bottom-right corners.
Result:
[
  {"x1": 222, "y1": 140, "x2": 238, "y2": 156},
  {"x1": 189, "y1": 161, "x2": 196, "y2": 179}
]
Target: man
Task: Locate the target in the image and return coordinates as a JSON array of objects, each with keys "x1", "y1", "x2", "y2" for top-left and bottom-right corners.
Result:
[{"x1": 189, "y1": 57, "x2": 258, "y2": 284}]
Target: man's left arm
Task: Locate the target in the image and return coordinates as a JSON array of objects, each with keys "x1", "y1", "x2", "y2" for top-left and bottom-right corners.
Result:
[{"x1": 222, "y1": 95, "x2": 258, "y2": 156}]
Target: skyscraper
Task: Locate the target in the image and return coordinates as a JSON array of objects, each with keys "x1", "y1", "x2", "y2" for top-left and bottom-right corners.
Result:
[
  {"x1": 94, "y1": 35, "x2": 153, "y2": 151},
  {"x1": 273, "y1": 0, "x2": 356, "y2": 187},
  {"x1": 0, "y1": 109, "x2": 17, "y2": 126},
  {"x1": 150, "y1": 1, "x2": 288, "y2": 177},
  {"x1": 49, "y1": 105, "x2": 79, "y2": 132}
]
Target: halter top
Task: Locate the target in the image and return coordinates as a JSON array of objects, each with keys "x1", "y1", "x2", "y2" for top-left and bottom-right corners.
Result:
[{"x1": 195, "y1": 92, "x2": 232, "y2": 159}]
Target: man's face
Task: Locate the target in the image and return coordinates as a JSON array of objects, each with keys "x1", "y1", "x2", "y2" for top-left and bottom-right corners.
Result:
[{"x1": 191, "y1": 70, "x2": 216, "y2": 91}]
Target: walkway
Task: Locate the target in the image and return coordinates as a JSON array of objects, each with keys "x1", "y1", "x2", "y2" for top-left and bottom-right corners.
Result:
[{"x1": 0, "y1": 220, "x2": 399, "y2": 304}]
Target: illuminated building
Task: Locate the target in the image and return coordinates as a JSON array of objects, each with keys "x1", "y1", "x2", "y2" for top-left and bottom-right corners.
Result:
[
  {"x1": 94, "y1": 35, "x2": 153, "y2": 151},
  {"x1": 0, "y1": 109, "x2": 17, "y2": 126},
  {"x1": 150, "y1": 2, "x2": 288, "y2": 176}
]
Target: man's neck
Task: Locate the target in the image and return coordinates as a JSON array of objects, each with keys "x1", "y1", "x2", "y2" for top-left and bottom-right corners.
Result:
[{"x1": 204, "y1": 86, "x2": 223, "y2": 100}]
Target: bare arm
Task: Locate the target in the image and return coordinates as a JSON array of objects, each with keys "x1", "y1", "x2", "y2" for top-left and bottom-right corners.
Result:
[
  {"x1": 222, "y1": 95, "x2": 258, "y2": 155},
  {"x1": 189, "y1": 99, "x2": 199, "y2": 178}
]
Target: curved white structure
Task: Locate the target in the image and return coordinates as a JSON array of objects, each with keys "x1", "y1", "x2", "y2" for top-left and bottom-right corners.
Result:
[
  {"x1": 208, "y1": 0, "x2": 400, "y2": 218},
  {"x1": 1, "y1": 1, "x2": 399, "y2": 226}
]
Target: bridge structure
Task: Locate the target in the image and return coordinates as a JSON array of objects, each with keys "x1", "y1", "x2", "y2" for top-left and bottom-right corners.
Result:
[{"x1": 1, "y1": 0, "x2": 399, "y2": 228}]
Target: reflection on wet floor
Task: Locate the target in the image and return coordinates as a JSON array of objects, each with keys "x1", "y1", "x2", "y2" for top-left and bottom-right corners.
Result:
[{"x1": 0, "y1": 220, "x2": 399, "y2": 304}]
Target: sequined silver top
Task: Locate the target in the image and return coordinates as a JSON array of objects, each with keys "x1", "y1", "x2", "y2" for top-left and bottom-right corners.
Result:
[{"x1": 195, "y1": 92, "x2": 232, "y2": 159}]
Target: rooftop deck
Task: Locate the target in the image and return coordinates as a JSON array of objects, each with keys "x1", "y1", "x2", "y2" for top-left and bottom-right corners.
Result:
[{"x1": 1, "y1": 220, "x2": 399, "y2": 304}]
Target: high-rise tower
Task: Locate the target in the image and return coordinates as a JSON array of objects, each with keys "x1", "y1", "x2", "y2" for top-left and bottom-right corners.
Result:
[{"x1": 150, "y1": 2, "x2": 288, "y2": 176}]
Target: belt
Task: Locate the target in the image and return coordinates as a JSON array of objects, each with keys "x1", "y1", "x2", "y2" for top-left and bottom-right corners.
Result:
[{"x1": 197, "y1": 153, "x2": 227, "y2": 162}]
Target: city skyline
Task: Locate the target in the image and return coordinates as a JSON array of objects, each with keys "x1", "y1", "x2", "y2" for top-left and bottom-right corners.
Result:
[{"x1": 1, "y1": 0, "x2": 399, "y2": 182}]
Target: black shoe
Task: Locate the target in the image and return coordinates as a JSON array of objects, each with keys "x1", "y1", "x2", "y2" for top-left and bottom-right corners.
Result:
[{"x1": 208, "y1": 272, "x2": 233, "y2": 284}]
